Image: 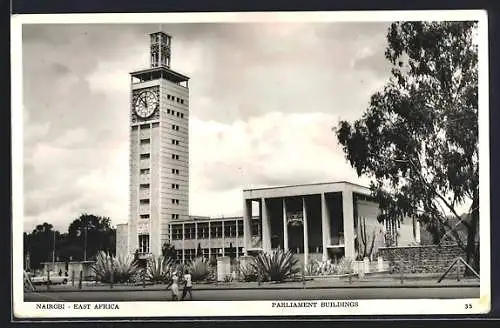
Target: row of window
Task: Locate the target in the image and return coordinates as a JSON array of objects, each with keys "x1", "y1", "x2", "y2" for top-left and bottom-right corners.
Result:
[
  {"x1": 140, "y1": 152, "x2": 182, "y2": 161},
  {"x1": 166, "y1": 109, "x2": 185, "y2": 118},
  {"x1": 140, "y1": 137, "x2": 181, "y2": 146},
  {"x1": 132, "y1": 123, "x2": 160, "y2": 131},
  {"x1": 170, "y1": 222, "x2": 244, "y2": 240},
  {"x1": 176, "y1": 248, "x2": 245, "y2": 262},
  {"x1": 166, "y1": 94, "x2": 185, "y2": 104}
]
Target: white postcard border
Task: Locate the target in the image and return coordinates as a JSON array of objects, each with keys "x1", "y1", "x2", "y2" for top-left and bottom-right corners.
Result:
[{"x1": 11, "y1": 10, "x2": 491, "y2": 319}]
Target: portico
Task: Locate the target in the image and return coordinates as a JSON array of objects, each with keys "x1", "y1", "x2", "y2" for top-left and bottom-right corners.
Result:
[{"x1": 242, "y1": 181, "x2": 373, "y2": 265}]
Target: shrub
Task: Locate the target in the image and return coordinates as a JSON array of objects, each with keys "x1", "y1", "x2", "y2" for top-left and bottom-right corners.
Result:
[
  {"x1": 251, "y1": 249, "x2": 301, "y2": 282},
  {"x1": 337, "y1": 257, "x2": 354, "y2": 275},
  {"x1": 187, "y1": 257, "x2": 210, "y2": 282},
  {"x1": 240, "y1": 264, "x2": 259, "y2": 282},
  {"x1": 146, "y1": 255, "x2": 174, "y2": 284},
  {"x1": 92, "y1": 251, "x2": 139, "y2": 283}
]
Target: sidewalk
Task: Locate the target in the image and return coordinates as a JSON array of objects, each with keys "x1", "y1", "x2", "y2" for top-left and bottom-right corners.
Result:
[{"x1": 31, "y1": 277, "x2": 480, "y2": 293}]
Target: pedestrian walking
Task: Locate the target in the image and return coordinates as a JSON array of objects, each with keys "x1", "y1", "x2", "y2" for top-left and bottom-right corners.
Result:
[
  {"x1": 181, "y1": 269, "x2": 193, "y2": 300},
  {"x1": 166, "y1": 271, "x2": 181, "y2": 301}
]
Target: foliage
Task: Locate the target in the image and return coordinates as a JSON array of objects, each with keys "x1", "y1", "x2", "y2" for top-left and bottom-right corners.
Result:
[
  {"x1": 251, "y1": 249, "x2": 301, "y2": 282},
  {"x1": 161, "y1": 243, "x2": 177, "y2": 262},
  {"x1": 187, "y1": 257, "x2": 211, "y2": 282},
  {"x1": 146, "y1": 255, "x2": 174, "y2": 284},
  {"x1": 240, "y1": 264, "x2": 259, "y2": 282},
  {"x1": 335, "y1": 21, "x2": 479, "y2": 270},
  {"x1": 358, "y1": 218, "x2": 383, "y2": 259},
  {"x1": 91, "y1": 251, "x2": 139, "y2": 283},
  {"x1": 306, "y1": 257, "x2": 354, "y2": 276}
]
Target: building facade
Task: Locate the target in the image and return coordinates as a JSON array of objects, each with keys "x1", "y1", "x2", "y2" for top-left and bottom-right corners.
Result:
[
  {"x1": 127, "y1": 31, "x2": 190, "y2": 258},
  {"x1": 169, "y1": 216, "x2": 245, "y2": 263},
  {"x1": 243, "y1": 181, "x2": 421, "y2": 265}
]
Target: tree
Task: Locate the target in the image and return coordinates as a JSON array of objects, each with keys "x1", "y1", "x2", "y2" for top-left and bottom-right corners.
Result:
[
  {"x1": 335, "y1": 22, "x2": 479, "y2": 271},
  {"x1": 196, "y1": 243, "x2": 202, "y2": 258},
  {"x1": 161, "y1": 242, "x2": 177, "y2": 261},
  {"x1": 66, "y1": 214, "x2": 115, "y2": 261},
  {"x1": 25, "y1": 222, "x2": 57, "y2": 269}
]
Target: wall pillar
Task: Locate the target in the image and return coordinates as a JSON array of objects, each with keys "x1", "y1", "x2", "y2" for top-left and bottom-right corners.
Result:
[
  {"x1": 282, "y1": 198, "x2": 289, "y2": 252},
  {"x1": 243, "y1": 199, "x2": 252, "y2": 255},
  {"x1": 182, "y1": 223, "x2": 185, "y2": 264},
  {"x1": 208, "y1": 221, "x2": 211, "y2": 259},
  {"x1": 261, "y1": 198, "x2": 271, "y2": 252},
  {"x1": 342, "y1": 188, "x2": 356, "y2": 259},
  {"x1": 302, "y1": 197, "x2": 309, "y2": 268},
  {"x1": 321, "y1": 193, "x2": 331, "y2": 261},
  {"x1": 415, "y1": 219, "x2": 421, "y2": 244},
  {"x1": 221, "y1": 221, "x2": 225, "y2": 256}
]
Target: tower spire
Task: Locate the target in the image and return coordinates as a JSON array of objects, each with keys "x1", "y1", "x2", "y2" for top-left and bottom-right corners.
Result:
[{"x1": 149, "y1": 30, "x2": 171, "y2": 68}]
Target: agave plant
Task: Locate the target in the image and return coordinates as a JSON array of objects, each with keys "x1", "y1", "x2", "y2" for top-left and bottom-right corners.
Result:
[
  {"x1": 251, "y1": 249, "x2": 301, "y2": 282},
  {"x1": 91, "y1": 251, "x2": 139, "y2": 283},
  {"x1": 146, "y1": 255, "x2": 174, "y2": 284},
  {"x1": 239, "y1": 264, "x2": 259, "y2": 282},
  {"x1": 187, "y1": 257, "x2": 210, "y2": 282}
]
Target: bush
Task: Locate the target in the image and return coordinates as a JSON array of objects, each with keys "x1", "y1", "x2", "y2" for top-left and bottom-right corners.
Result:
[
  {"x1": 240, "y1": 264, "x2": 259, "y2": 282},
  {"x1": 146, "y1": 255, "x2": 174, "y2": 284},
  {"x1": 305, "y1": 257, "x2": 354, "y2": 276},
  {"x1": 92, "y1": 251, "x2": 139, "y2": 283},
  {"x1": 187, "y1": 257, "x2": 211, "y2": 282},
  {"x1": 251, "y1": 249, "x2": 301, "y2": 282}
]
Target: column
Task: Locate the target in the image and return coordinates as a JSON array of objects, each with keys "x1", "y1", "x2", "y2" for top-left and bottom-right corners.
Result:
[
  {"x1": 415, "y1": 219, "x2": 421, "y2": 244},
  {"x1": 321, "y1": 193, "x2": 331, "y2": 261},
  {"x1": 222, "y1": 221, "x2": 225, "y2": 256},
  {"x1": 182, "y1": 223, "x2": 185, "y2": 264},
  {"x1": 243, "y1": 199, "x2": 251, "y2": 255},
  {"x1": 342, "y1": 188, "x2": 355, "y2": 259},
  {"x1": 302, "y1": 197, "x2": 309, "y2": 268},
  {"x1": 236, "y1": 220, "x2": 240, "y2": 259},
  {"x1": 282, "y1": 198, "x2": 289, "y2": 252},
  {"x1": 208, "y1": 221, "x2": 211, "y2": 259},
  {"x1": 261, "y1": 198, "x2": 271, "y2": 252}
]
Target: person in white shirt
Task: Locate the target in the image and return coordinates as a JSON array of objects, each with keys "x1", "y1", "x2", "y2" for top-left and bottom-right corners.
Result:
[{"x1": 181, "y1": 269, "x2": 193, "y2": 300}]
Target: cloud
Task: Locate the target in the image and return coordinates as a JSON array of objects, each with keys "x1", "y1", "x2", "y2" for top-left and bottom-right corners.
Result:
[{"x1": 21, "y1": 22, "x2": 392, "y2": 232}]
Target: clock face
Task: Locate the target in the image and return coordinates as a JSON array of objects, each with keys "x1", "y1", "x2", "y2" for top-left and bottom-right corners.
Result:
[{"x1": 134, "y1": 90, "x2": 158, "y2": 118}]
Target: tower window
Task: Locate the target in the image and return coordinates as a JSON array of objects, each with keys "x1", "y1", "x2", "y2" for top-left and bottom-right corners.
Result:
[
  {"x1": 171, "y1": 214, "x2": 179, "y2": 220},
  {"x1": 172, "y1": 154, "x2": 179, "y2": 160},
  {"x1": 140, "y1": 124, "x2": 150, "y2": 129},
  {"x1": 140, "y1": 199, "x2": 150, "y2": 204},
  {"x1": 140, "y1": 214, "x2": 150, "y2": 219},
  {"x1": 140, "y1": 168, "x2": 150, "y2": 175},
  {"x1": 180, "y1": 113, "x2": 184, "y2": 118},
  {"x1": 176, "y1": 112, "x2": 180, "y2": 117},
  {"x1": 171, "y1": 168, "x2": 179, "y2": 174},
  {"x1": 171, "y1": 110, "x2": 175, "y2": 116},
  {"x1": 167, "y1": 95, "x2": 171, "y2": 100},
  {"x1": 132, "y1": 126, "x2": 138, "y2": 131},
  {"x1": 152, "y1": 122, "x2": 159, "y2": 128},
  {"x1": 171, "y1": 199, "x2": 179, "y2": 205},
  {"x1": 171, "y1": 139, "x2": 179, "y2": 145},
  {"x1": 171, "y1": 184, "x2": 179, "y2": 189},
  {"x1": 140, "y1": 184, "x2": 150, "y2": 189},
  {"x1": 140, "y1": 153, "x2": 150, "y2": 159},
  {"x1": 140, "y1": 138, "x2": 150, "y2": 144},
  {"x1": 180, "y1": 99, "x2": 184, "y2": 104},
  {"x1": 167, "y1": 109, "x2": 171, "y2": 114}
]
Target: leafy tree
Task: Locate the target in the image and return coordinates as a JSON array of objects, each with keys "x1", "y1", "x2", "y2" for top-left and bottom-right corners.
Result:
[
  {"x1": 336, "y1": 22, "x2": 479, "y2": 270},
  {"x1": 66, "y1": 213, "x2": 116, "y2": 261},
  {"x1": 161, "y1": 242, "x2": 177, "y2": 261},
  {"x1": 24, "y1": 222, "x2": 58, "y2": 269}
]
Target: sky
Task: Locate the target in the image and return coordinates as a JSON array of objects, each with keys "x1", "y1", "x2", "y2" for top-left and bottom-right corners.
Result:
[{"x1": 22, "y1": 21, "x2": 395, "y2": 233}]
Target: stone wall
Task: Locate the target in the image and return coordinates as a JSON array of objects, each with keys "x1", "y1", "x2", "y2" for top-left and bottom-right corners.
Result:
[{"x1": 378, "y1": 244, "x2": 466, "y2": 274}]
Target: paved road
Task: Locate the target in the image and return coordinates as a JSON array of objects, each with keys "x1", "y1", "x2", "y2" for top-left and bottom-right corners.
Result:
[{"x1": 25, "y1": 287, "x2": 479, "y2": 302}]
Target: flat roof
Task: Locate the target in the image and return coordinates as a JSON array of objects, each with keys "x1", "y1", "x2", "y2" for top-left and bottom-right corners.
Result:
[
  {"x1": 243, "y1": 181, "x2": 371, "y2": 199},
  {"x1": 130, "y1": 66, "x2": 190, "y2": 83},
  {"x1": 243, "y1": 181, "x2": 369, "y2": 192}
]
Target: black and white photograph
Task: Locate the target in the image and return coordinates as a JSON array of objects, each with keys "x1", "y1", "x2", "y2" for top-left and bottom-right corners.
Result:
[{"x1": 11, "y1": 10, "x2": 490, "y2": 318}]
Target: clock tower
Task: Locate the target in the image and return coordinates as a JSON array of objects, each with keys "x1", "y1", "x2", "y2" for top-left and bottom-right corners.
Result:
[{"x1": 128, "y1": 32, "x2": 190, "y2": 258}]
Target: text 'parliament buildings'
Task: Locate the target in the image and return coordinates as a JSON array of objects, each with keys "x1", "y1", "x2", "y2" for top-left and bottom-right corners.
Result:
[{"x1": 116, "y1": 31, "x2": 421, "y2": 265}]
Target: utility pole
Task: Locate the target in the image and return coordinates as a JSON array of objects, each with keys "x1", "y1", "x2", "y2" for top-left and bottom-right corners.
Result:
[
  {"x1": 52, "y1": 230, "x2": 56, "y2": 264},
  {"x1": 84, "y1": 224, "x2": 87, "y2": 262}
]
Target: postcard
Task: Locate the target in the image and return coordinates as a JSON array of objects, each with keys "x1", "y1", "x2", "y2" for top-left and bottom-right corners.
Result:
[{"x1": 11, "y1": 10, "x2": 490, "y2": 319}]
